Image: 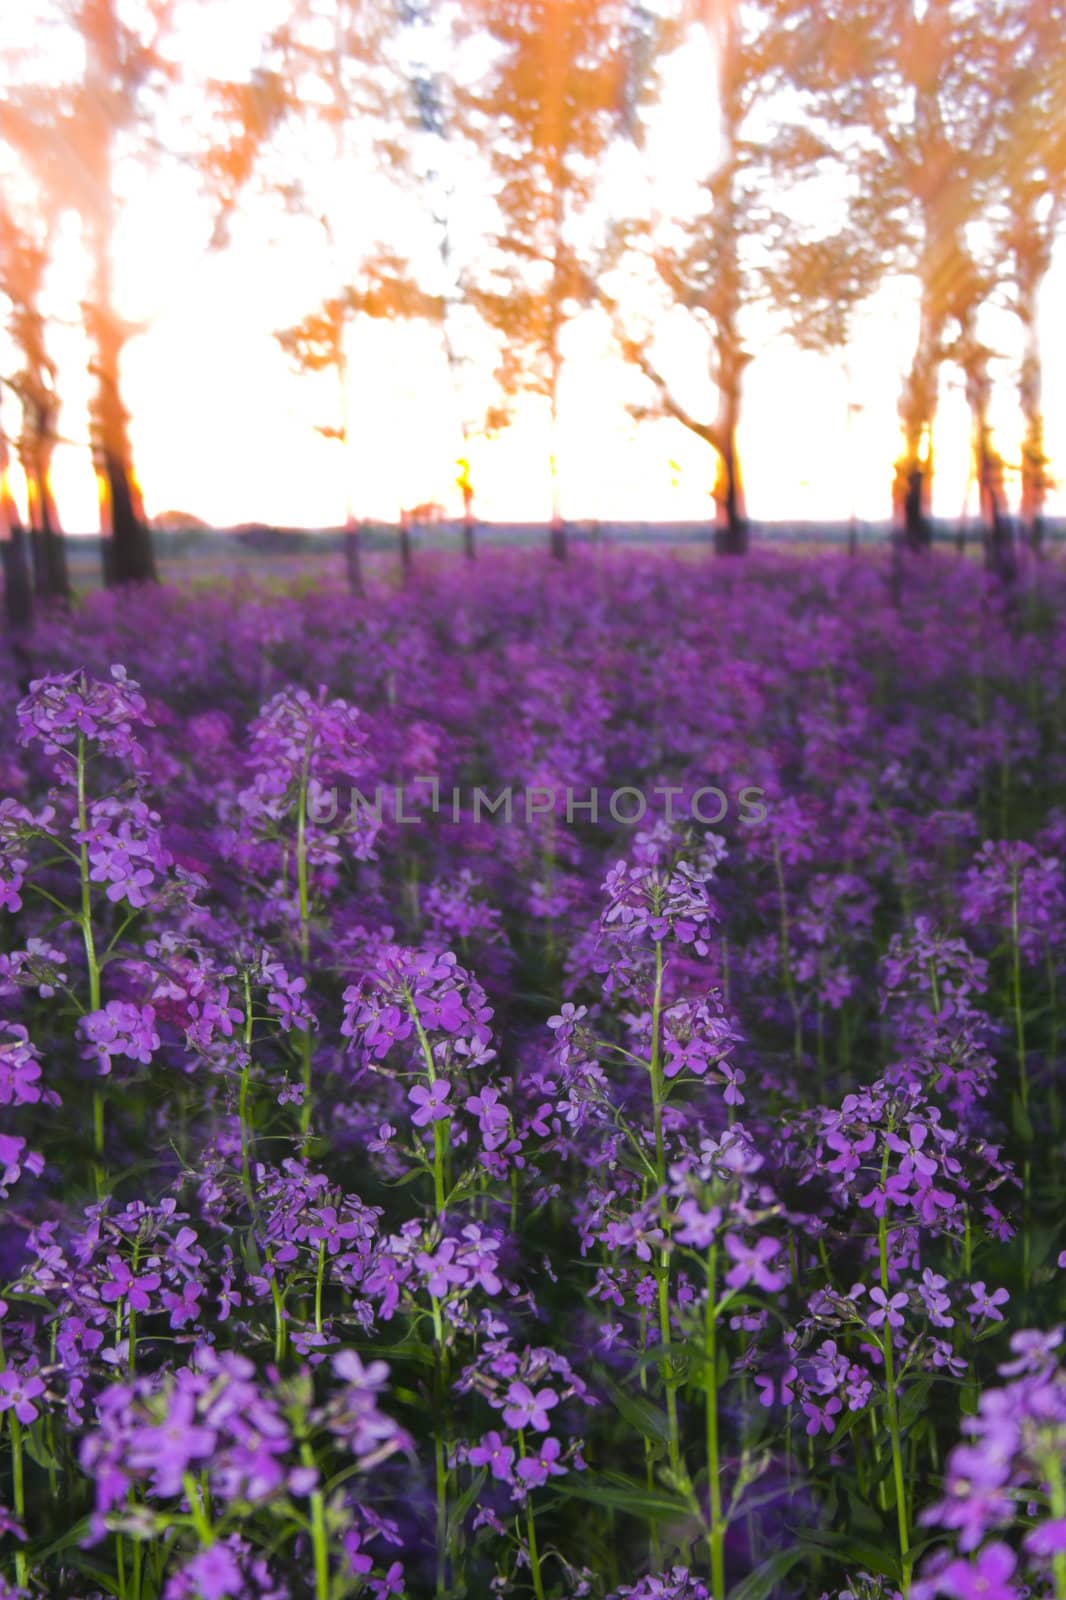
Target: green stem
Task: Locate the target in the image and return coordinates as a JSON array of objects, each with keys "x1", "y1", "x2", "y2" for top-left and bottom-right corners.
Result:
[
  {"x1": 78, "y1": 734, "x2": 106, "y2": 1190},
  {"x1": 649, "y1": 938, "x2": 682, "y2": 1480},
  {"x1": 772, "y1": 842, "x2": 803, "y2": 1065},
  {"x1": 638, "y1": 1303, "x2": 664, "y2": 1567},
  {"x1": 1011, "y1": 870, "x2": 1032, "y2": 1293},
  {"x1": 9, "y1": 1414, "x2": 28, "y2": 1591},
  {"x1": 518, "y1": 1431, "x2": 547, "y2": 1600},
  {"x1": 315, "y1": 1239, "x2": 326, "y2": 1335},
  {"x1": 240, "y1": 971, "x2": 255, "y2": 1200},
  {"x1": 705, "y1": 1243, "x2": 725, "y2": 1600},
  {"x1": 267, "y1": 1253, "x2": 287, "y2": 1363},
  {"x1": 301, "y1": 1441, "x2": 330, "y2": 1600},
  {"x1": 296, "y1": 746, "x2": 314, "y2": 1140},
  {"x1": 878, "y1": 1208, "x2": 911, "y2": 1595},
  {"x1": 411, "y1": 1004, "x2": 449, "y2": 1217},
  {"x1": 1011, "y1": 870, "x2": 1028, "y2": 1110},
  {"x1": 182, "y1": 1471, "x2": 213, "y2": 1546},
  {"x1": 430, "y1": 1294, "x2": 451, "y2": 1598},
  {"x1": 1046, "y1": 1450, "x2": 1066, "y2": 1600}
]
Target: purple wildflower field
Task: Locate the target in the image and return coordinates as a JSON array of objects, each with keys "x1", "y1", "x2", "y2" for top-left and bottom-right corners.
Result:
[{"x1": 2, "y1": 549, "x2": 1066, "y2": 1600}]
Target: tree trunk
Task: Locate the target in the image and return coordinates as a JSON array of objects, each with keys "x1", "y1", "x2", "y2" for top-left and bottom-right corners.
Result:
[
  {"x1": 0, "y1": 439, "x2": 32, "y2": 631},
  {"x1": 713, "y1": 422, "x2": 748, "y2": 556},
  {"x1": 898, "y1": 463, "x2": 931, "y2": 553},
  {"x1": 889, "y1": 526, "x2": 904, "y2": 608},
  {"x1": 461, "y1": 487, "x2": 476, "y2": 560},
  {"x1": 399, "y1": 512, "x2": 414, "y2": 582},
  {"x1": 1, "y1": 400, "x2": 33, "y2": 628},
  {"x1": 548, "y1": 359, "x2": 566, "y2": 561},
  {"x1": 344, "y1": 520, "x2": 364, "y2": 596},
  {"x1": 101, "y1": 448, "x2": 156, "y2": 583},
  {"x1": 1, "y1": 522, "x2": 33, "y2": 632},
  {"x1": 26, "y1": 416, "x2": 69, "y2": 603},
  {"x1": 710, "y1": 13, "x2": 749, "y2": 559},
  {"x1": 34, "y1": 469, "x2": 70, "y2": 602},
  {"x1": 84, "y1": 0, "x2": 156, "y2": 587},
  {"x1": 896, "y1": 276, "x2": 943, "y2": 552},
  {"x1": 1018, "y1": 285, "x2": 1047, "y2": 556},
  {"x1": 964, "y1": 342, "x2": 1015, "y2": 585}
]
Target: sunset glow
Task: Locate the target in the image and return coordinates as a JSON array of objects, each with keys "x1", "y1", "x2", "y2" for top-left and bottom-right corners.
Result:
[{"x1": 3, "y1": 1, "x2": 1064, "y2": 541}]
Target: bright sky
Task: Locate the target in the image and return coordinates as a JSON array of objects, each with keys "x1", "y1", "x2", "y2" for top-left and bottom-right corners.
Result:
[{"x1": 3, "y1": 5, "x2": 1064, "y2": 533}]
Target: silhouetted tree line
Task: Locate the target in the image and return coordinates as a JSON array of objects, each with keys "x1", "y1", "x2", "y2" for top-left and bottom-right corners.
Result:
[{"x1": 0, "y1": 0, "x2": 1063, "y2": 622}]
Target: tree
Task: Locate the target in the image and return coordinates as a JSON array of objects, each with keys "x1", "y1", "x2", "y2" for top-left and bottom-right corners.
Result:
[
  {"x1": 205, "y1": 0, "x2": 428, "y2": 589},
  {"x1": 773, "y1": 0, "x2": 1017, "y2": 551},
  {"x1": 0, "y1": 390, "x2": 33, "y2": 631},
  {"x1": 762, "y1": 227, "x2": 883, "y2": 552},
  {"x1": 0, "y1": 0, "x2": 169, "y2": 584},
  {"x1": 0, "y1": 198, "x2": 69, "y2": 603},
  {"x1": 996, "y1": 0, "x2": 1066, "y2": 552},
  {"x1": 458, "y1": 0, "x2": 640, "y2": 559},
  {"x1": 597, "y1": 0, "x2": 786, "y2": 555},
  {"x1": 399, "y1": 1, "x2": 485, "y2": 560},
  {"x1": 274, "y1": 258, "x2": 442, "y2": 593},
  {"x1": 933, "y1": 236, "x2": 1019, "y2": 582}
]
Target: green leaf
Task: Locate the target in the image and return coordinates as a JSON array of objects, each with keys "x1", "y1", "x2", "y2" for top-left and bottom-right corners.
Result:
[
  {"x1": 381, "y1": 1164, "x2": 433, "y2": 1190},
  {"x1": 342, "y1": 1338, "x2": 436, "y2": 1370},
  {"x1": 601, "y1": 1374, "x2": 672, "y2": 1444},
  {"x1": 1022, "y1": 1226, "x2": 1058, "y2": 1271},
  {"x1": 562, "y1": 1473, "x2": 692, "y2": 1523},
  {"x1": 63, "y1": 1556, "x2": 121, "y2": 1596},
  {"x1": 728, "y1": 1548, "x2": 805, "y2": 1600},
  {"x1": 448, "y1": 1467, "x2": 487, "y2": 1540},
  {"x1": 30, "y1": 1515, "x2": 96, "y2": 1564},
  {"x1": 899, "y1": 1376, "x2": 933, "y2": 1429},
  {"x1": 1011, "y1": 1092, "x2": 1035, "y2": 1144},
  {"x1": 788, "y1": 1526, "x2": 900, "y2": 1583},
  {"x1": 845, "y1": 1486, "x2": 884, "y2": 1538},
  {"x1": 23, "y1": 1427, "x2": 60, "y2": 1472}
]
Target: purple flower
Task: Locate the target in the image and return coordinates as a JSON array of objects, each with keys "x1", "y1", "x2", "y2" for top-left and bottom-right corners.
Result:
[
  {"x1": 100, "y1": 1256, "x2": 162, "y2": 1311},
  {"x1": 920, "y1": 1542, "x2": 1020, "y2": 1600},
  {"x1": 802, "y1": 1397, "x2": 842, "y2": 1435},
  {"x1": 80, "y1": 795, "x2": 171, "y2": 907},
  {"x1": 78, "y1": 1002, "x2": 160, "y2": 1075},
  {"x1": 924, "y1": 1444, "x2": 1014, "y2": 1551},
  {"x1": 885, "y1": 1121, "x2": 938, "y2": 1177},
  {"x1": 1025, "y1": 1518, "x2": 1066, "y2": 1558},
  {"x1": 414, "y1": 988, "x2": 468, "y2": 1033},
  {"x1": 362, "y1": 1004, "x2": 412, "y2": 1059},
  {"x1": 0, "y1": 1025, "x2": 43, "y2": 1106},
  {"x1": 723, "y1": 1234, "x2": 788, "y2": 1293},
  {"x1": 127, "y1": 1390, "x2": 217, "y2": 1497},
  {"x1": 415, "y1": 1240, "x2": 469, "y2": 1299},
  {"x1": 468, "y1": 1430, "x2": 515, "y2": 1482},
  {"x1": 0, "y1": 1134, "x2": 44, "y2": 1191},
  {"x1": 674, "y1": 1199, "x2": 721, "y2": 1249},
  {"x1": 503, "y1": 1381, "x2": 559, "y2": 1432},
  {"x1": 16, "y1": 666, "x2": 150, "y2": 766},
  {"x1": 309, "y1": 1206, "x2": 366, "y2": 1255},
  {"x1": 967, "y1": 1283, "x2": 1009, "y2": 1323},
  {"x1": 608, "y1": 1571, "x2": 710, "y2": 1599},
  {"x1": 0, "y1": 1368, "x2": 45, "y2": 1424},
  {"x1": 515, "y1": 1434, "x2": 566, "y2": 1488},
  {"x1": 465, "y1": 1087, "x2": 510, "y2": 1149},
  {"x1": 663, "y1": 1036, "x2": 711, "y2": 1080},
  {"x1": 868, "y1": 1287, "x2": 908, "y2": 1330},
  {"x1": 409, "y1": 1079, "x2": 453, "y2": 1126},
  {"x1": 169, "y1": 1542, "x2": 243, "y2": 1599}
]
